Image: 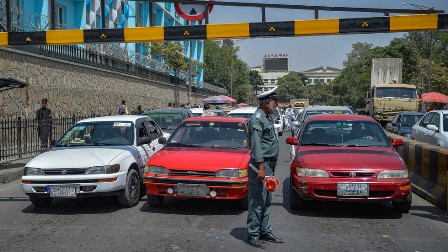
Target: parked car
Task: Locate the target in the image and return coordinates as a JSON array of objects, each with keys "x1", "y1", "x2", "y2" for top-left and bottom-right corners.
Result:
[
  {"x1": 386, "y1": 112, "x2": 425, "y2": 137},
  {"x1": 190, "y1": 108, "x2": 225, "y2": 117},
  {"x1": 22, "y1": 115, "x2": 169, "y2": 207},
  {"x1": 227, "y1": 107, "x2": 257, "y2": 119},
  {"x1": 412, "y1": 110, "x2": 448, "y2": 147},
  {"x1": 144, "y1": 117, "x2": 250, "y2": 209},
  {"x1": 142, "y1": 108, "x2": 193, "y2": 133},
  {"x1": 286, "y1": 114, "x2": 411, "y2": 213}
]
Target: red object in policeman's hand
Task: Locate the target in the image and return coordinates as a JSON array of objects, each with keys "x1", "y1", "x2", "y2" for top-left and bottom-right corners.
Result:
[{"x1": 263, "y1": 176, "x2": 280, "y2": 192}]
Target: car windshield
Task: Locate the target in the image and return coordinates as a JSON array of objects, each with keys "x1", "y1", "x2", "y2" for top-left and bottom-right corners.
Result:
[
  {"x1": 274, "y1": 110, "x2": 281, "y2": 120},
  {"x1": 144, "y1": 113, "x2": 183, "y2": 130},
  {"x1": 375, "y1": 87, "x2": 417, "y2": 99},
  {"x1": 56, "y1": 121, "x2": 135, "y2": 147},
  {"x1": 300, "y1": 120, "x2": 390, "y2": 147},
  {"x1": 228, "y1": 113, "x2": 253, "y2": 118},
  {"x1": 401, "y1": 115, "x2": 424, "y2": 127},
  {"x1": 167, "y1": 121, "x2": 248, "y2": 149}
]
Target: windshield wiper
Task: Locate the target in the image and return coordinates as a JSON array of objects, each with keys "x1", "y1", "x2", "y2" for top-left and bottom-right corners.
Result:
[
  {"x1": 342, "y1": 144, "x2": 372, "y2": 147},
  {"x1": 301, "y1": 143, "x2": 339, "y2": 146},
  {"x1": 168, "y1": 143, "x2": 201, "y2": 148},
  {"x1": 210, "y1": 145, "x2": 238, "y2": 149}
]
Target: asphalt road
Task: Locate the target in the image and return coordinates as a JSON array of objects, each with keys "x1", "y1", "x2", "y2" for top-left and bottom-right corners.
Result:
[{"x1": 0, "y1": 133, "x2": 447, "y2": 252}]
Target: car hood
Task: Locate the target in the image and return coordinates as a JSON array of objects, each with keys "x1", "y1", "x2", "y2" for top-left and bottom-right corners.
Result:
[
  {"x1": 296, "y1": 146, "x2": 404, "y2": 170},
  {"x1": 26, "y1": 147, "x2": 132, "y2": 169},
  {"x1": 149, "y1": 147, "x2": 251, "y2": 171}
]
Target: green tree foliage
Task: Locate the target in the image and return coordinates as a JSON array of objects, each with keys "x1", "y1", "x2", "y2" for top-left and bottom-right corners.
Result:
[
  {"x1": 204, "y1": 40, "x2": 250, "y2": 102},
  {"x1": 277, "y1": 72, "x2": 305, "y2": 102},
  {"x1": 249, "y1": 70, "x2": 263, "y2": 93}
]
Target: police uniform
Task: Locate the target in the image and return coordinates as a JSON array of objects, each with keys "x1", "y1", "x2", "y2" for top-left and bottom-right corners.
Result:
[{"x1": 246, "y1": 87, "x2": 283, "y2": 248}]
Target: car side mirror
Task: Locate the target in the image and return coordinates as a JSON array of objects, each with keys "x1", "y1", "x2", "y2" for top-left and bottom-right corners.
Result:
[
  {"x1": 138, "y1": 136, "x2": 151, "y2": 146},
  {"x1": 158, "y1": 137, "x2": 167, "y2": 145},
  {"x1": 391, "y1": 138, "x2": 404, "y2": 147},
  {"x1": 286, "y1": 137, "x2": 299, "y2": 145},
  {"x1": 426, "y1": 124, "x2": 438, "y2": 132}
]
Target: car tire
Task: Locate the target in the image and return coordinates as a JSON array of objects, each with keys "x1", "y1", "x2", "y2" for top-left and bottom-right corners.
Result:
[
  {"x1": 29, "y1": 195, "x2": 53, "y2": 207},
  {"x1": 117, "y1": 169, "x2": 141, "y2": 207},
  {"x1": 147, "y1": 194, "x2": 164, "y2": 207},
  {"x1": 290, "y1": 177, "x2": 305, "y2": 210},
  {"x1": 240, "y1": 196, "x2": 248, "y2": 210},
  {"x1": 392, "y1": 193, "x2": 412, "y2": 213}
]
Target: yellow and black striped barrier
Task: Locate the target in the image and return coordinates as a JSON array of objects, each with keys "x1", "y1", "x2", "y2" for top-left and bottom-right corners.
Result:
[
  {"x1": 388, "y1": 132, "x2": 448, "y2": 211},
  {"x1": 0, "y1": 13, "x2": 447, "y2": 46}
]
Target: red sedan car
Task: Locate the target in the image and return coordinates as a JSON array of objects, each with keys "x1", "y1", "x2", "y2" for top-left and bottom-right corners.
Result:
[
  {"x1": 286, "y1": 114, "x2": 411, "y2": 213},
  {"x1": 143, "y1": 117, "x2": 250, "y2": 209}
]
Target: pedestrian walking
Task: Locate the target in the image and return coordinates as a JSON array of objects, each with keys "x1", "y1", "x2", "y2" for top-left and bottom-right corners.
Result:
[
  {"x1": 246, "y1": 86, "x2": 283, "y2": 248},
  {"x1": 285, "y1": 105, "x2": 294, "y2": 130},
  {"x1": 35, "y1": 98, "x2": 52, "y2": 152},
  {"x1": 201, "y1": 103, "x2": 216, "y2": 117},
  {"x1": 117, "y1": 100, "x2": 129, "y2": 115}
]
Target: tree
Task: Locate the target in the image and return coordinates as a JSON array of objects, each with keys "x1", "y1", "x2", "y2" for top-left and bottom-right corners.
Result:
[
  {"x1": 149, "y1": 42, "x2": 188, "y2": 77},
  {"x1": 249, "y1": 70, "x2": 263, "y2": 93},
  {"x1": 277, "y1": 72, "x2": 305, "y2": 102}
]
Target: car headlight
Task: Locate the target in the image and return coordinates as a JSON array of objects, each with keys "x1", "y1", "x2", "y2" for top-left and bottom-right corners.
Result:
[
  {"x1": 377, "y1": 169, "x2": 408, "y2": 178},
  {"x1": 297, "y1": 168, "x2": 329, "y2": 177},
  {"x1": 144, "y1": 165, "x2": 169, "y2": 175},
  {"x1": 24, "y1": 167, "x2": 43, "y2": 176},
  {"x1": 215, "y1": 169, "x2": 248, "y2": 178},
  {"x1": 85, "y1": 164, "x2": 120, "y2": 174}
]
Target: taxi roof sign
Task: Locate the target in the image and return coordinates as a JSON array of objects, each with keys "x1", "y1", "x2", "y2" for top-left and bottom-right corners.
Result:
[{"x1": 174, "y1": 0, "x2": 214, "y2": 21}]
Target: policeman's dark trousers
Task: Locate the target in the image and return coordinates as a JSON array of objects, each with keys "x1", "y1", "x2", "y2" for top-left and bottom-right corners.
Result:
[{"x1": 247, "y1": 161, "x2": 275, "y2": 238}]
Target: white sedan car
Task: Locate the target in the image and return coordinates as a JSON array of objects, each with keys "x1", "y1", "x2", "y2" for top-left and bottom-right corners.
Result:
[
  {"x1": 22, "y1": 115, "x2": 169, "y2": 207},
  {"x1": 412, "y1": 110, "x2": 448, "y2": 147}
]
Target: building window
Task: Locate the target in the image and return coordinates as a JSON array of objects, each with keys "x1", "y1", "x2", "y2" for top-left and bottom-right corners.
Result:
[
  {"x1": 327, "y1": 79, "x2": 331, "y2": 83},
  {"x1": 55, "y1": 4, "x2": 65, "y2": 30}
]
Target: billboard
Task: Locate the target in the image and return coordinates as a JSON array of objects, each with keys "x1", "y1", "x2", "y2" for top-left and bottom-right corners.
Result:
[{"x1": 263, "y1": 57, "x2": 288, "y2": 72}]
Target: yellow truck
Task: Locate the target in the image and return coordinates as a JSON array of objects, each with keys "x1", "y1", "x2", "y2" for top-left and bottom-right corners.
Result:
[{"x1": 365, "y1": 59, "x2": 418, "y2": 126}]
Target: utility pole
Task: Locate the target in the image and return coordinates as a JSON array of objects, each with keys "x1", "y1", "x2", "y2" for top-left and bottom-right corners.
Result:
[{"x1": 188, "y1": 40, "x2": 193, "y2": 104}]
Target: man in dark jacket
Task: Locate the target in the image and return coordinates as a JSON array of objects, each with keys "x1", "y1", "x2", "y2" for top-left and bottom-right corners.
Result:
[{"x1": 36, "y1": 98, "x2": 52, "y2": 151}]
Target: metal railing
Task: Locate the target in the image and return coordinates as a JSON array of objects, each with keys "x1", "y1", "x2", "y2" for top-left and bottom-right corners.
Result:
[{"x1": 0, "y1": 115, "x2": 90, "y2": 162}]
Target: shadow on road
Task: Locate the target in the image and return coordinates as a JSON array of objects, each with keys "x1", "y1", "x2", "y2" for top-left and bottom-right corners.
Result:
[
  {"x1": 229, "y1": 227, "x2": 247, "y2": 242},
  {"x1": 21, "y1": 196, "x2": 125, "y2": 215},
  {"x1": 282, "y1": 177, "x2": 403, "y2": 219},
  {"x1": 140, "y1": 197, "x2": 245, "y2": 216},
  {"x1": 410, "y1": 205, "x2": 448, "y2": 223},
  {"x1": 0, "y1": 196, "x2": 31, "y2": 201}
]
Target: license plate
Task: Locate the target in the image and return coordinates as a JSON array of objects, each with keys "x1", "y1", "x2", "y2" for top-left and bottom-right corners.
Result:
[
  {"x1": 177, "y1": 184, "x2": 207, "y2": 197},
  {"x1": 48, "y1": 185, "x2": 78, "y2": 198},
  {"x1": 337, "y1": 183, "x2": 369, "y2": 197}
]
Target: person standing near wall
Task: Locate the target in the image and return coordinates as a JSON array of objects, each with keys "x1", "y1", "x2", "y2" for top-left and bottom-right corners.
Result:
[
  {"x1": 117, "y1": 100, "x2": 129, "y2": 115},
  {"x1": 35, "y1": 98, "x2": 52, "y2": 152}
]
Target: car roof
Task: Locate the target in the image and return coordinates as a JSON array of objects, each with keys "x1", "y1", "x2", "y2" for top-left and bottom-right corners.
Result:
[
  {"x1": 430, "y1": 110, "x2": 448, "y2": 114},
  {"x1": 78, "y1": 115, "x2": 147, "y2": 123},
  {"x1": 143, "y1": 108, "x2": 187, "y2": 114},
  {"x1": 306, "y1": 114, "x2": 376, "y2": 122},
  {"x1": 228, "y1": 107, "x2": 258, "y2": 114},
  {"x1": 190, "y1": 108, "x2": 203, "y2": 113},
  {"x1": 304, "y1": 106, "x2": 352, "y2": 112},
  {"x1": 184, "y1": 116, "x2": 247, "y2": 123}
]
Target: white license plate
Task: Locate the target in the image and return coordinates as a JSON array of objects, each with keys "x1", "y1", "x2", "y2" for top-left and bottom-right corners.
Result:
[
  {"x1": 177, "y1": 184, "x2": 207, "y2": 197},
  {"x1": 48, "y1": 185, "x2": 78, "y2": 198},
  {"x1": 337, "y1": 183, "x2": 369, "y2": 196}
]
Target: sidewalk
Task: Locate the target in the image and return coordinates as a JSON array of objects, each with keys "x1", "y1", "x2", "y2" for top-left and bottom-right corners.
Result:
[{"x1": 0, "y1": 157, "x2": 33, "y2": 184}]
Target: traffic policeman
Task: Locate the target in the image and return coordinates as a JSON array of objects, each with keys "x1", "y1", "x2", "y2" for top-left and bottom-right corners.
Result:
[{"x1": 247, "y1": 87, "x2": 283, "y2": 248}]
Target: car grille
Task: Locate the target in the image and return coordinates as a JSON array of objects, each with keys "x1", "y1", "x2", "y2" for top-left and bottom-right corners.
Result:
[
  {"x1": 330, "y1": 172, "x2": 375, "y2": 177},
  {"x1": 314, "y1": 190, "x2": 394, "y2": 197},
  {"x1": 168, "y1": 170, "x2": 216, "y2": 177},
  {"x1": 43, "y1": 169, "x2": 87, "y2": 175}
]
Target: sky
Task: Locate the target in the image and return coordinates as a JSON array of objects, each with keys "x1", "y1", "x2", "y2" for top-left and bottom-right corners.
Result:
[{"x1": 207, "y1": 0, "x2": 448, "y2": 72}]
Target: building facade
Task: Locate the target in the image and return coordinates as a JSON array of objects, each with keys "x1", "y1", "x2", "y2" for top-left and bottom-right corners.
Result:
[
  {"x1": 302, "y1": 66, "x2": 341, "y2": 85},
  {"x1": 252, "y1": 53, "x2": 289, "y2": 92},
  {"x1": 0, "y1": 0, "x2": 204, "y2": 85}
]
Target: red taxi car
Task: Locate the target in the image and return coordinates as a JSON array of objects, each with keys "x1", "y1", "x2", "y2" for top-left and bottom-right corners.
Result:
[
  {"x1": 143, "y1": 117, "x2": 250, "y2": 209},
  {"x1": 286, "y1": 114, "x2": 412, "y2": 213}
]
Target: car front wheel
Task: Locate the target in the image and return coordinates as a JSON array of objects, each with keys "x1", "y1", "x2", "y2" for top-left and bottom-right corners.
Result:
[
  {"x1": 117, "y1": 169, "x2": 141, "y2": 207},
  {"x1": 29, "y1": 195, "x2": 53, "y2": 207},
  {"x1": 392, "y1": 193, "x2": 412, "y2": 213},
  {"x1": 290, "y1": 177, "x2": 305, "y2": 210},
  {"x1": 147, "y1": 194, "x2": 164, "y2": 207}
]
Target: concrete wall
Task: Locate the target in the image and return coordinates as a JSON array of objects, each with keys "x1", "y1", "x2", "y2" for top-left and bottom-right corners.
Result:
[{"x1": 0, "y1": 48, "x2": 208, "y2": 119}]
